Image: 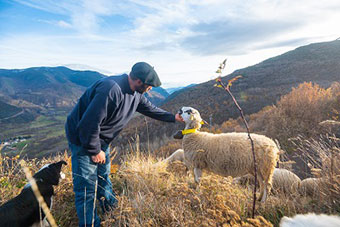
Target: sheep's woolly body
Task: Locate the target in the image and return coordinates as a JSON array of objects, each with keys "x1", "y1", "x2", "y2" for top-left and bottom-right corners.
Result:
[
  {"x1": 272, "y1": 168, "x2": 301, "y2": 194},
  {"x1": 183, "y1": 132, "x2": 278, "y2": 178},
  {"x1": 280, "y1": 213, "x2": 340, "y2": 227},
  {"x1": 319, "y1": 120, "x2": 340, "y2": 128},
  {"x1": 319, "y1": 120, "x2": 340, "y2": 137},
  {"x1": 299, "y1": 177, "x2": 322, "y2": 196},
  {"x1": 183, "y1": 131, "x2": 279, "y2": 201},
  {"x1": 179, "y1": 106, "x2": 280, "y2": 201},
  {"x1": 234, "y1": 168, "x2": 301, "y2": 195}
]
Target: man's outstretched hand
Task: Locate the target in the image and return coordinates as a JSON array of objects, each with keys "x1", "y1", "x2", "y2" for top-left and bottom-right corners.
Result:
[
  {"x1": 91, "y1": 151, "x2": 106, "y2": 164},
  {"x1": 175, "y1": 113, "x2": 184, "y2": 122}
]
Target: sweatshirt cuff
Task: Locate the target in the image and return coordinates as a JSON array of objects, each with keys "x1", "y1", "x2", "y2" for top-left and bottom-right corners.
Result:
[
  {"x1": 171, "y1": 114, "x2": 176, "y2": 122},
  {"x1": 81, "y1": 145, "x2": 101, "y2": 155}
]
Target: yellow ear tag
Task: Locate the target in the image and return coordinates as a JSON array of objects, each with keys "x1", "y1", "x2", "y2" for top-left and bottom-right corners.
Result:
[
  {"x1": 190, "y1": 115, "x2": 194, "y2": 121},
  {"x1": 200, "y1": 121, "x2": 204, "y2": 125}
]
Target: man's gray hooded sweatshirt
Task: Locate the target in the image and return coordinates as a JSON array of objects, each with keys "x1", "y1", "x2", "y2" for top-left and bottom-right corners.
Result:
[{"x1": 65, "y1": 74, "x2": 175, "y2": 155}]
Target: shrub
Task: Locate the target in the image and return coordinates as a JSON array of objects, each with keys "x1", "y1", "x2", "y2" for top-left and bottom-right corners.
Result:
[{"x1": 245, "y1": 82, "x2": 339, "y2": 151}]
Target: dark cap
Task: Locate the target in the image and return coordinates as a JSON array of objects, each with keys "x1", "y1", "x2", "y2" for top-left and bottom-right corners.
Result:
[{"x1": 130, "y1": 62, "x2": 161, "y2": 87}]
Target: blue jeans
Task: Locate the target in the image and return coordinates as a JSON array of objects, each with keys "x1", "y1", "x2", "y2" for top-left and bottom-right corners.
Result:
[{"x1": 69, "y1": 143, "x2": 117, "y2": 227}]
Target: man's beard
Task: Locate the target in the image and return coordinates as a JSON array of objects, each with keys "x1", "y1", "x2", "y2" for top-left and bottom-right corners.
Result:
[{"x1": 136, "y1": 84, "x2": 148, "y2": 94}]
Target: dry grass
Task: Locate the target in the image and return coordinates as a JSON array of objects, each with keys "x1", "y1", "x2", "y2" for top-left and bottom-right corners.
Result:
[
  {"x1": 1, "y1": 141, "x2": 340, "y2": 227},
  {"x1": 110, "y1": 152, "x2": 272, "y2": 227}
]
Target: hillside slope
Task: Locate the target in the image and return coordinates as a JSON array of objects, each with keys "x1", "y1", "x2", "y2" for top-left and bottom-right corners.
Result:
[
  {"x1": 118, "y1": 40, "x2": 340, "y2": 151},
  {"x1": 164, "y1": 40, "x2": 340, "y2": 123},
  {"x1": 0, "y1": 66, "x2": 170, "y2": 112},
  {"x1": 0, "y1": 67, "x2": 105, "y2": 108},
  {"x1": 0, "y1": 67, "x2": 170, "y2": 156}
]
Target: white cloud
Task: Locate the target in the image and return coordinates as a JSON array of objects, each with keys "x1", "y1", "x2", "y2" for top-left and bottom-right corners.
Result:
[
  {"x1": 2, "y1": 0, "x2": 340, "y2": 87},
  {"x1": 57, "y1": 20, "x2": 72, "y2": 28}
]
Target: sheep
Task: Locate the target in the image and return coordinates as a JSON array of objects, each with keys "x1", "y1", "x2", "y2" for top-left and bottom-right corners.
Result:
[
  {"x1": 163, "y1": 149, "x2": 185, "y2": 163},
  {"x1": 280, "y1": 213, "x2": 340, "y2": 227},
  {"x1": 232, "y1": 174, "x2": 254, "y2": 187},
  {"x1": 179, "y1": 106, "x2": 280, "y2": 202},
  {"x1": 154, "y1": 149, "x2": 184, "y2": 168},
  {"x1": 319, "y1": 120, "x2": 340, "y2": 129},
  {"x1": 234, "y1": 168, "x2": 301, "y2": 195},
  {"x1": 319, "y1": 120, "x2": 340, "y2": 138},
  {"x1": 299, "y1": 177, "x2": 323, "y2": 197},
  {"x1": 272, "y1": 168, "x2": 301, "y2": 195}
]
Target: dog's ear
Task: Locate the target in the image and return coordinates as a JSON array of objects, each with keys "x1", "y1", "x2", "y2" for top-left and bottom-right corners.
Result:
[
  {"x1": 55, "y1": 160, "x2": 67, "y2": 169},
  {"x1": 54, "y1": 161, "x2": 67, "y2": 175}
]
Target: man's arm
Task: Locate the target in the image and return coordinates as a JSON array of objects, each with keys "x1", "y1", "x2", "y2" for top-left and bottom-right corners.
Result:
[
  {"x1": 77, "y1": 91, "x2": 111, "y2": 155},
  {"x1": 136, "y1": 95, "x2": 175, "y2": 122}
]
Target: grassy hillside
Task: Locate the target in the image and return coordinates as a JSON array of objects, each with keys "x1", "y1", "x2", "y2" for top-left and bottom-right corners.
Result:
[
  {"x1": 1, "y1": 138, "x2": 339, "y2": 227},
  {"x1": 0, "y1": 66, "x2": 171, "y2": 157},
  {"x1": 0, "y1": 100, "x2": 22, "y2": 119},
  {"x1": 0, "y1": 110, "x2": 68, "y2": 157}
]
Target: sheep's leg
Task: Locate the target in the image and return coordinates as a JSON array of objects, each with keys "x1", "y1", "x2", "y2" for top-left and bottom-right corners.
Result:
[
  {"x1": 257, "y1": 173, "x2": 265, "y2": 202},
  {"x1": 262, "y1": 168, "x2": 275, "y2": 202},
  {"x1": 261, "y1": 187, "x2": 268, "y2": 203},
  {"x1": 263, "y1": 179, "x2": 273, "y2": 202},
  {"x1": 194, "y1": 168, "x2": 202, "y2": 183},
  {"x1": 259, "y1": 172, "x2": 272, "y2": 202}
]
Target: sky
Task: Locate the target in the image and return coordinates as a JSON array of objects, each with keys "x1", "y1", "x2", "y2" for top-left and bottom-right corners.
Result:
[{"x1": 0, "y1": 0, "x2": 339, "y2": 88}]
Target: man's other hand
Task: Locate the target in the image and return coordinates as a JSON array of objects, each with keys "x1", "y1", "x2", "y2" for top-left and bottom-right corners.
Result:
[
  {"x1": 175, "y1": 113, "x2": 184, "y2": 122},
  {"x1": 91, "y1": 151, "x2": 106, "y2": 164}
]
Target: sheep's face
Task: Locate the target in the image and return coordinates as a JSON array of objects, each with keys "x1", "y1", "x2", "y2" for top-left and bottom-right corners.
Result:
[{"x1": 179, "y1": 107, "x2": 202, "y2": 129}]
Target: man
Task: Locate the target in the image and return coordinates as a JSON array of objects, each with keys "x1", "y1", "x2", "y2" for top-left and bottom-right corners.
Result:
[{"x1": 65, "y1": 62, "x2": 183, "y2": 227}]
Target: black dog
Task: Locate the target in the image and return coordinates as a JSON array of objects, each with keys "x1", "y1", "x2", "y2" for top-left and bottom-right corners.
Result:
[{"x1": 0, "y1": 160, "x2": 67, "y2": 227}]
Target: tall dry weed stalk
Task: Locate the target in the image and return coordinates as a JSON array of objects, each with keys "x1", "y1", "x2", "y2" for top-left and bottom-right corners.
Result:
[{"x1": 215, "y1": 59, "x2": 258, "y2": 218}]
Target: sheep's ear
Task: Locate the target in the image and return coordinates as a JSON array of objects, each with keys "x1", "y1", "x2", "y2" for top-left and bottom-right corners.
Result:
[
  {"x1": 201, "y1": 120, "x2": 208, "y2": 125},
  {"x1": 189, "y1": 119, "x2": 201, "y2": 129}
]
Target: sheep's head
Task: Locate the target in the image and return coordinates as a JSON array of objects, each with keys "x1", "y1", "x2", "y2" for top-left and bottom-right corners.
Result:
[{"x1": 178, "y1": 107, "x2": 203, "y2": 130}]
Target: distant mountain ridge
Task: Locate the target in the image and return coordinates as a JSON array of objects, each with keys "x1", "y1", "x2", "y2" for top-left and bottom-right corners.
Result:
[
  {"x1": 0, "y1": 66, "x2": 105, "y2": 109},
  {"x1": 163, "y1": 83, "x2": 197, "y2": 104},
  {"x1": 144, "y1": 87, "x2": 169, "y2": 106},
  {"x1": 0, "y1": 66, "x2": 170, "y2": 119},
  {"x1": 165, "y1": 84, "x2": 196, "y2": 94}
]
